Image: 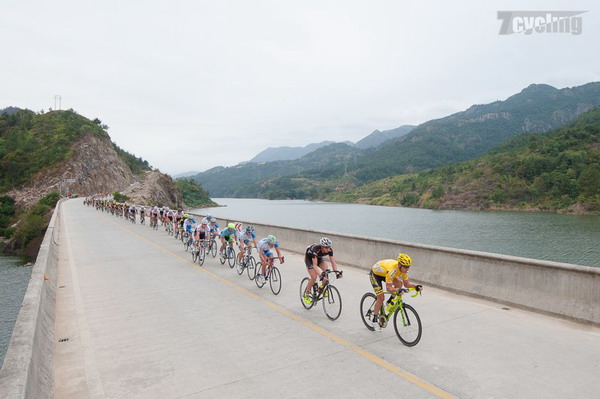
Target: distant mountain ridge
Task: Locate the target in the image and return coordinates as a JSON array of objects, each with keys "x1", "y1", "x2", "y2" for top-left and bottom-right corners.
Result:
[
  {"x1": 354, "y1": 125, "x2": 415, "y2": 149},
  {"x1": 192, "y1": 81, "x2": 600, "y2": 198},
  {"x1": 249, "y1": 141, "x2": 337, "y2": 162},
  {"x1": 247, "y1": 126, "x2": 414, "y2": 163}
]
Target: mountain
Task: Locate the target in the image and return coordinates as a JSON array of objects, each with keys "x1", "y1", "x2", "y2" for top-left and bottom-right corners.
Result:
[
  {"x1": 249, "y1": 141, "x2": 337, "y2": 162},
  {"x1": 193, "y1": 81, "x2": 600, "y2": 200},
  {"x1": 326, "y1": 105, "x2": 600, "y2": 213},
  {"x1": 354, "y1": 125, "x2": 415, "y2": 149},
  {"x1": 173, "y1": 171, "x2": 202, "y2": 178},
  {"x1": 349, "y1": 82, "x2": 600, "y2": 182},
  {"x1": 0, "y1": 106, "x2": 20, "y2": 115}
]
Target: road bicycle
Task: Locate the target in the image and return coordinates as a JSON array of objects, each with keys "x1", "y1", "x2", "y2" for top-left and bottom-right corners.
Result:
[
  {"x1": 207, "y1": 236, "x2": 218, "y2": 258},
  {"x1": 255, "y1": 256, "x2": 283, "y2": 295},
  {"x1": 165, "y1": 222, "x2": 173, "y2": 236},
  {"x1": 219, "y1": 241, "x2": 236, "y2": 268},
  {"x1": 236, "y1": 245, "x2": 257, "y2": 279},
  {"x1": 299, "y1": 270, "x2": 343, "y2": 320},
  {"x1": 150, "y1": 217, "x2": 158, "y2": 230},
  {"x1": 183, "y1": 230, "x2": 193, "y2": 251},
  {"x1": 359, "y1": 287, "x2": 422, "y2": 346},
  {"x1": 140, "y1": 213, "x2": 145, "y2": 225},
  {"x1": 191, "y1": 240, "x2": 208, "y2": 266}
]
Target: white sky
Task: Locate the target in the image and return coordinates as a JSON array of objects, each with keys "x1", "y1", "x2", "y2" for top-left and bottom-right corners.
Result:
[{"x1": 2, "y1": 0, "x2": 599, "y2": 175}]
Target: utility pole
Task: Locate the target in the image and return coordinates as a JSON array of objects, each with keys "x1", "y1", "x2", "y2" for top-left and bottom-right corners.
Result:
[{"x1": 54, "y1": 95, "x2": 62, "y2": 110}]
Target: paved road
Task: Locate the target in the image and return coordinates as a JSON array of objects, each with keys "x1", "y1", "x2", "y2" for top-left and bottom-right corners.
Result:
[{"x1": 54, "y1": 199, "x2": 600, "y2": 398}]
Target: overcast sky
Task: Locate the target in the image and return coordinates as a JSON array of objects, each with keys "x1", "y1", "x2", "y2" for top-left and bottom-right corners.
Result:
[{"x1": 2, "y1": 0, "x2": 599, "y2": 175}]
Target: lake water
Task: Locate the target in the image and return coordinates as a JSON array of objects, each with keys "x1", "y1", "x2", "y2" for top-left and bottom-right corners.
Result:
[
  {"x1": 0, "y1": 255, "x2": 31, "y2": 368},
  {"x1": 194, "y1": 198, "x2": 600, "y2": 268}
]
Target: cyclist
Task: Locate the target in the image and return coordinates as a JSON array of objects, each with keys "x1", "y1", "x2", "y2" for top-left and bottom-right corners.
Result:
[
  {"x1": 150, "y1": 206, "x2": 159, "y2": 225},
  {"x1": 201, "y1": 214, "x2": 213, "y2": 225},
  {"x1": 237, "y1": 225, "x2": 258, "y2": 265},
  {"x1": 139, "y1": 206, "x2": 146, "y2": 224},
  {"x1": 208, "y1": 217, "x2": 220, "y2": 238},
  {"x1": 194, "y1": 221, "x2": 211, "y2": 249},
  {"x1": 369, "y1": 253, "x2": 423, "y2": 331},
  {"x1": 219, "y1": 223, "x2": 239, "y2": 255},
  {"x1": 174, "y1": 209, "x2": 184, "y2": 235},
  {"x1": 302, "y1": 237, "x2": 342, "y2": 306},
  {"x1": 128, "y1": 204, "x2": 137, "y2": 222},
  {"x1": 183, "y1": 214, "x2": 196, "y2": 241},
  {"x1": 256, "y1": 235, "x2": 284, "y2": 283}
]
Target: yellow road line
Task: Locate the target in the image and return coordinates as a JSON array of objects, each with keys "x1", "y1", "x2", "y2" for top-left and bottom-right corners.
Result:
[{"x1": 104, "y1": 216, "x2": 456, "y2": 399}]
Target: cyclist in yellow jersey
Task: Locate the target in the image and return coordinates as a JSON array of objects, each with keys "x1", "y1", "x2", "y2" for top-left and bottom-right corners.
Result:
[{"x1": 369, "y1": 253, "x2": 422, "y2": 331}]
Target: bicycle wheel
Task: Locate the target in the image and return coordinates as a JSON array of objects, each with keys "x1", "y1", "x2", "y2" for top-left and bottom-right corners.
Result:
[
  {"x1": 255, "y1": 262, "x2": 266, "y2": 288},
  {"x1": 191, "y1": 248, "x2": 198, "y2": 262},
  {"x1": 198, "y1": 246, "x2": 206, "y2": 266},
  {"x1": 184, "y1": 237, "x2": 190, "y2": 251},
  {"x1": 359, "y1": 293, "x2": 378, "y2": 331},
  {"x1": 236, "y1": 256, "x2": 245, "y2": 275},
  {"x1": 299, "y1": 278, "x2": 315, "y2": 309},
  {"x1": 227, "y1": 247, "x2": 236, "y2": 268},
  {"x1": 247, "y1": 257, "x2": 256, "y2": 280},
  {"x1": 322, "y1": 285, "x2": 342, "y2": 320},
  {"x1": 210, "y1": 240, "x2": 217, "y2": 258},
  {"x1": 269, "y1": 267, "x2": 282, "y2": 295},
  {"x1": 393, "y1": 303, "x2": 422, "y2": 347},
  {"x1": 219, "y1": 250, "x2": 226, "y2": 265}
]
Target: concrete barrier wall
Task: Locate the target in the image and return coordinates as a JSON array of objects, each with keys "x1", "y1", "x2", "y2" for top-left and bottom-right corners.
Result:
[
  {"x1": 193, "y1": 213, "x2": 600, "y2": 325},
  {"x1": 0, "y1": 201, "x2": 61, "y2": 398}
]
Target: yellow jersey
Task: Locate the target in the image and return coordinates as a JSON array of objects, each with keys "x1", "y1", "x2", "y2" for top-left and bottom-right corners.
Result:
[{"x1": 371, "y1": 259, "x2": 408, "y2": 283}]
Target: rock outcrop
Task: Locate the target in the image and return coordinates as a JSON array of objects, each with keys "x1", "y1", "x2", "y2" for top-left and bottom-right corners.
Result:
[
  {"x1": 7, "y1": 133, "x2": 179, "y2": 208},
  {"x1": 122, "y1": 171, "x2": 180, "y2": 207}
]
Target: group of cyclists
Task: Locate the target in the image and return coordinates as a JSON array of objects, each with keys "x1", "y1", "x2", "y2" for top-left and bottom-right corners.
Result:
[{"x1": 85, "y1": 195, "x2": 423, "y2": 332}]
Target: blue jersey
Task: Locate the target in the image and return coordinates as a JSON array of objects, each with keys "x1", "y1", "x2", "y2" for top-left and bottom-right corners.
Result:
[{"x1": 220, "y1": 228, "x2": 239, "y2": 240}]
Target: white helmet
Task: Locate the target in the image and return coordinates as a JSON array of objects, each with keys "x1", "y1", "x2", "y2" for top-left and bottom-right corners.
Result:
[{"x1": 320, "y1": 237, "x2": 332, "y2": 247}]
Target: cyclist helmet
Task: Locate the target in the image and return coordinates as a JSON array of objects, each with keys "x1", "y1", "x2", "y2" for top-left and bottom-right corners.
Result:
[
  {"x1": 397, "y1": 253, "x2": 412, "y2": 267},
  {"x1": 246, "y1": 225, "x2": 255, "y2": 233},
  {"x1": 320, "y1": 237, "x2": 332, "y2": 247},
  {"x1": 210, "y1": 217, "x2": 216, "y2": 223},
  {"x1": 267, "y1": 235, "x2": 276, "y2": 243},
  {"x1": 184, "y1": 213, "x2": 189, "y2": 218},
  {"x1": 228, "y1": 222, "x2": 235, "y2": 229}
]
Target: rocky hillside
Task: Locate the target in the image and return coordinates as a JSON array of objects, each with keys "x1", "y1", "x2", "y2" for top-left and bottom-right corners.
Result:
[{"x1": 1, "y1": 109, "x2": 181, "y2": 208}]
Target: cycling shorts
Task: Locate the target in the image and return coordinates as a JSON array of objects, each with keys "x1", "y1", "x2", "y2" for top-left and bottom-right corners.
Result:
[
  {"x1": 261, "y1": 249, "x2": 273, "y2": 257},
  {"x1": 304, "y1": 256, "x2": 326, "y2": 270},
  {"x1": 223, "y1": 235, "x2": 235, "y2": 242},
  {"x1": 197, "y1": 232, "x2": 207, "y2": 240},
  {"x1": 369, "y1": 271, "x2": 385, "y2": 296}
]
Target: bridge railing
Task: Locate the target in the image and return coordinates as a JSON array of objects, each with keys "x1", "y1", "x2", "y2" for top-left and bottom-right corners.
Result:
[{"x1": 0, "y1": 200, "x2": 62, "y2": 398}]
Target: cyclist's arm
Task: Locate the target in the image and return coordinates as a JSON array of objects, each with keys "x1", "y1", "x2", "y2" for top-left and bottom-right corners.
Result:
[
  {"x1": 275, "y1": 247, "x2": 284, "y2": 263},
  {"x1": 328, "y1": 255, "x2": 340, "y2": 272},
  {"x1": 402, "y1": 277, "x2": 422, "y2": 291}
]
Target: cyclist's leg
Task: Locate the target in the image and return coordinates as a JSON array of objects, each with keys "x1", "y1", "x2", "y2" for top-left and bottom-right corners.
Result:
[
  {"x1": 304, "y1": 256, "x2": 319, "y2": 295},
  {"x1": 317, "y1": 258, "x2": 329, "y2": 285},
  {"x1": 237, "y1": 241, "x2": 245, "y2": 263},
  {"x1": 370, "y1": 272, "x2": 386, "y2": 317}
]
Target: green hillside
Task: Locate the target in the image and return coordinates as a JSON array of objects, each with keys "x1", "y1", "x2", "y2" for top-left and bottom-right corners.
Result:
[
  {"x1": 0, "y1": 109, "x2": 151, "y2": 192},
  {"x1": 327, "y1": 106, "x2": 600, "y2": 213}
]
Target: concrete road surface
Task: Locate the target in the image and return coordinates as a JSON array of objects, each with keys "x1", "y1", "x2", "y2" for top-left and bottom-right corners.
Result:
[{"x1": 54, "y1": 199, "x2": 600, "y2": 398}]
